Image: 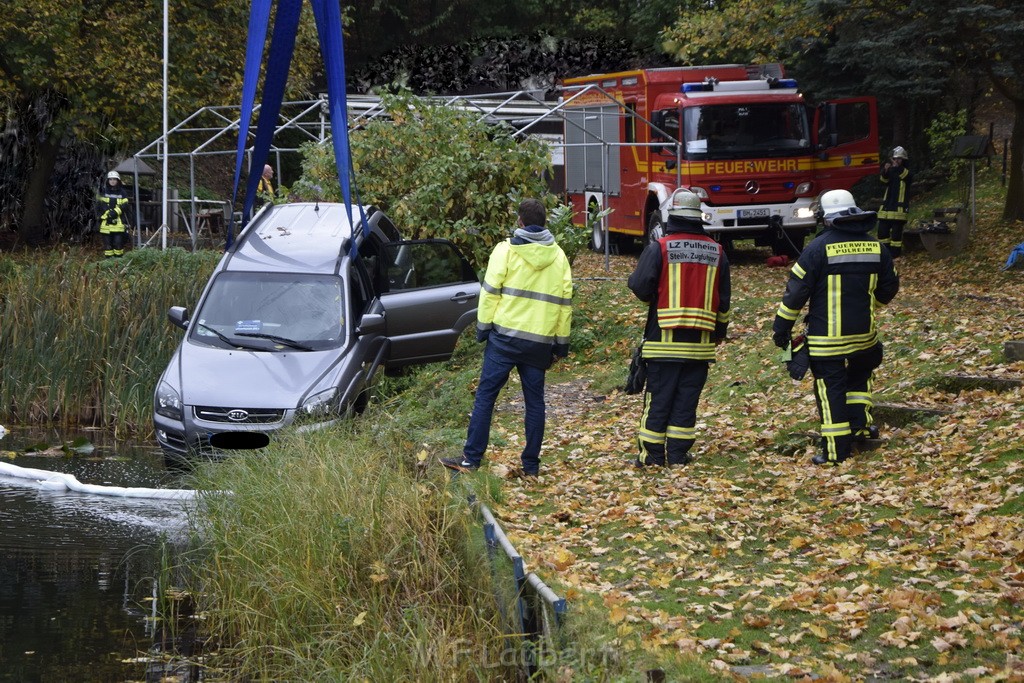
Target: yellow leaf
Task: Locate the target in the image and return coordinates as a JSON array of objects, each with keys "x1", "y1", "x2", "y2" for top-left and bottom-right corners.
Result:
[
  {"x1": 808, "y1": 624, "x2": 828, "y2": 639},
  {"x1": 353, "y1": 611, "x2": 367, "y2": 626},
  {"x1": 416, "y1": 449, "x2": 427, "y2": 462}
]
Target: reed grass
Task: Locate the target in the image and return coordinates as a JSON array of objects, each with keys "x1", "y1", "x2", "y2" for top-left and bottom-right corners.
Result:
[
  {"x1": 188, "y1": 426, "x2": 526, "y2": 681},
  {"x1": 0, "y1": 247, "x2": 219, "y2": 436}
]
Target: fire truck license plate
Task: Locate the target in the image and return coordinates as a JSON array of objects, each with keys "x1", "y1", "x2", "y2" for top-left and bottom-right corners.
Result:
[{"x1": 738, "y1": 208, "x2": 770, "y2": 218}]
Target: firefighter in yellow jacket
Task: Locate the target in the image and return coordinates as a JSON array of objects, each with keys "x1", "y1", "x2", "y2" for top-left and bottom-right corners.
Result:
[
  {"x1": 628, "y1": 189, "x2": 731, "y2": 467},
  {"x1": 96, "y1": 171, "x2": 131, "y2": 257},
  {"x1": 877, "y1": 146, "x2": 912, "y2": 257},
  {"x1": 441, "y1": 198, "x2": 572, "y2": 477},
  {"x1": 773, "y1": 190, "x2": 900, "y2": 465}
]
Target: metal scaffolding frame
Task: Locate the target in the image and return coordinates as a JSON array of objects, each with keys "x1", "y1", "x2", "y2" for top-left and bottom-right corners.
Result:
[{"x1": 130, "y1": 87, "x2": 678, "y2": 255}]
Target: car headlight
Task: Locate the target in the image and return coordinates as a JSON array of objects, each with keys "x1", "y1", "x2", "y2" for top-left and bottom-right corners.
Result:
[
  {"x1": 301, "y1": 387, "x2": 338, "y2": 416},
  {"x1": 795, "y1": 182, "x2": 813, "y2": 195},
  {"x1": 794, "y1": 207, "x2": 816, "y2": 219},
  {"x1": 155, "y1": 381, "x2": 182, "y2": 420}
]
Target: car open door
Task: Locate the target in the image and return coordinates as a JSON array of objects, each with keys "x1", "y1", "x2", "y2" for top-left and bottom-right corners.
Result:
[
  {"x1": 378, "y1": 239, "x2": 480, "y2": 367},
  {"x1": 812, "y1": 96, "x2": 880, "y2": 190}
]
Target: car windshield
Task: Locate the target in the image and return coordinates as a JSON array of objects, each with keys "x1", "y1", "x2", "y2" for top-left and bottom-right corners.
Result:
[
  {"x1": 190, "y1": 272, "x2": 346, "y2": 351},
  {"x1": 678, "y1": 103, "x2": 810, "y2": 159}
]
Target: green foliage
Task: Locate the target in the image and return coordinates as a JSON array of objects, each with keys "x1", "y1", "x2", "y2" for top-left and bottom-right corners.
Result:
[
  {"x1": 546, "y1": 203, "x2": 590, "y2": 267},
  {"x1": 925, "y1": 109, "x2": 969, "y2": 180},
  {"x1": 291, "y1": 92, "x2": 552, "y2": 269}
]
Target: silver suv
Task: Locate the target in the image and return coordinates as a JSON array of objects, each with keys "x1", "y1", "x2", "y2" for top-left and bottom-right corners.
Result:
[{"x1": 153, "y1": 202, "x2": 479, "y2": 464}]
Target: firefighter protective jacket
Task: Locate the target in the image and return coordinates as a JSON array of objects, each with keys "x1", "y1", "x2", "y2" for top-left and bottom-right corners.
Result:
[
  {"x1": 477, "y1": 229, "x2": 573, "y2": 369},
  {"x1": 96, "y1": 183, "x2": 131, "y2": 234},
  {"x1": 878, "y1": 163, "x2": 913, "y2": 221},
  {"x1": 628, "y1": 217, "x2": 731, "y2": 362},
  {"x1": 773, "y1": 215, "x2": 899, "y2": 358}
]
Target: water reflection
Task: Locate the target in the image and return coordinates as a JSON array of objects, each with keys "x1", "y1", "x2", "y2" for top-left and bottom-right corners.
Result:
[{"x1": 0, "y1": 428, "x2": 195, "y2": 683}]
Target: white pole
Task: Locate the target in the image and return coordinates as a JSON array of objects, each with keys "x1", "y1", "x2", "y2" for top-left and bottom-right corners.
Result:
[{"x1": 160, "y1": 0, "x2": 169, "y2": 250}]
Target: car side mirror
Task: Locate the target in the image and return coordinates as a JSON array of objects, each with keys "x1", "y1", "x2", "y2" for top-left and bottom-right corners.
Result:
[
  {"x1": 356, "y1": 312, "x2": 386, "y2": 336},
  {"x1": 167, "y1": 306, "x2": 189, "y2": 330}
]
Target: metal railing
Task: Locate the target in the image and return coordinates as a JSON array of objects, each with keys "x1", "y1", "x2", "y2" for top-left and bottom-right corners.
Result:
[{"x1": 470, "y1": 495, "x2": 567, "y2": 677}]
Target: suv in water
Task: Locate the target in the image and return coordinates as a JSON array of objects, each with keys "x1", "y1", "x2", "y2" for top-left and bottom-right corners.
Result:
[{"x1": 153, "y1": 203, "x2": 479, "y2": 464}]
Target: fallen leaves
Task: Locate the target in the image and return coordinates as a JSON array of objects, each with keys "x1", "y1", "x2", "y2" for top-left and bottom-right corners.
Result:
[{"x1": 484, "y1": 234, "x2": 1024, "y2": 680}]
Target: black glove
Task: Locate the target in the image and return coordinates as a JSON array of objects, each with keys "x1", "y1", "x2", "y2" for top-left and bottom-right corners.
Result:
[
  {"x1": 106, "y1": 210, "x2": 117, "y2": 221},
  {"x1": 772, "y1": 330, "x2": 791, "y2": 350}
]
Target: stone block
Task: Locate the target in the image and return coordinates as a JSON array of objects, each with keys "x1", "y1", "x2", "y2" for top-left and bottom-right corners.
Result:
[{"x1": 1004, "y1": 340, "x2": 1024, "y2": 362}]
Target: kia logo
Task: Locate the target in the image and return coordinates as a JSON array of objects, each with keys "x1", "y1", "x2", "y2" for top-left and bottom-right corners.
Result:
[
  {"x1": 745, "y1": 180, "x2": 760, "y2": 194},
  {"x1": 227, "y1": 409, "x2": 249, "y2": 421}
]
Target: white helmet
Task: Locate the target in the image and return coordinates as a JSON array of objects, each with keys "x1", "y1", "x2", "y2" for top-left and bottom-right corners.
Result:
[
  {"x1": 819, "y1": 189, "x2": 874, "y2": 227},
  {"x1": 891, "y1": 146, "x2": 908, "y2": 160},
  {"x1": 107, "y1": 171, "x2": 121, "y2": 181},
  {"x1": 667, "y1": 188, "x2": 707, "y2": 223},
  {"x1": 819, "y1": 189, "x2": 856, "y2": 216}
]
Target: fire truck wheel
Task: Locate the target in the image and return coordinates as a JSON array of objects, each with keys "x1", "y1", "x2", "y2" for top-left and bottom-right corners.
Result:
[
  {"x1": 645, "y1": 212, "x2": 665, "y2": 245},
  {"x1": 770, "y1": 229, "x2": 805, "y2": 258},
  {"x1": 589, "y1": 201, "x2": 606, "y2": 252}
]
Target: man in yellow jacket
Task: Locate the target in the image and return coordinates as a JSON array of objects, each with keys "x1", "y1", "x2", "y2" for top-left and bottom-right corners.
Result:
[{"x1": 441, "y1": 198, "x2": 573, "y2": 477}]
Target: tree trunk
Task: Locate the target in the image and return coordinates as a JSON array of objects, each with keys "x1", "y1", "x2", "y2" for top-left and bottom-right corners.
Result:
[
  {"x1": 1003, "y1": 98, "x2": 1024, "y2": 222},
  {"x1": 18, "y1": 136, "x2": 60, "y2": 246}
]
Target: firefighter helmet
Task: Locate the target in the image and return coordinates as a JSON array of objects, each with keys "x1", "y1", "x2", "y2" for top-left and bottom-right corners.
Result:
[
  {"x1": 106, "y1": 171, "x2": 121, "y2": 181},
  {"x1": 667, "y1": 188, "x2": 706, "y2": 223},
  {"x1": 820, "y1": 189, "x2": 875, "y2": 227},
  {"x1": 891, "y1": 146, "x2": 908, "y2": 160}
]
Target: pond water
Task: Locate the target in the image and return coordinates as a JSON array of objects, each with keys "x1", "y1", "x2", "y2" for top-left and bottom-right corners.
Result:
[{"x1": 0, "y1": 427, "x2": 198, "y2": 682}]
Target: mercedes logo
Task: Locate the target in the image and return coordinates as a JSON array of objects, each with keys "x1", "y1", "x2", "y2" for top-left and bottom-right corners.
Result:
[
  {"x1": 227, "y1": 409, "x2": 249, "y2": 421},
  {"x1": 745, "y1": 180, "x2": 760, "y2": 194}
]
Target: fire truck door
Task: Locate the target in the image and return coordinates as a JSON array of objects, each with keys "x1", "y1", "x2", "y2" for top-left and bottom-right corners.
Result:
[{"x1": 813, "y1": 97, "x2": 879, "y2": 190}]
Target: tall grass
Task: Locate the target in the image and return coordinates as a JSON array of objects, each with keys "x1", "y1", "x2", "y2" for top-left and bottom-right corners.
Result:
[
  {"x1": 188, "y1": 427, "x2": 523, "y2": 681},
  {"x1": 0, "y1": 247, "x2": 219, "y2": 436}
]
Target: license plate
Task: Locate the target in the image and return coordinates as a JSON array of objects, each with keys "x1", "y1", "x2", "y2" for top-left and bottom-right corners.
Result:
[{"x1": 738, "y1": 208, "x2": 770, "y2": 219}]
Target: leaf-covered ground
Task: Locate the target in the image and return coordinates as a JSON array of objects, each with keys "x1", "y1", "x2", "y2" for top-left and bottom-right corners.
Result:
[{"x1": 479, "y1": 207, "x2": 1023, "y2": 680}]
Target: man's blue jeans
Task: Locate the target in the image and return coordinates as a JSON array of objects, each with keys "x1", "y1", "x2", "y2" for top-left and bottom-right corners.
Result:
[{"x1": 464, "y1": 342, "x2": 546, "y2": 473}]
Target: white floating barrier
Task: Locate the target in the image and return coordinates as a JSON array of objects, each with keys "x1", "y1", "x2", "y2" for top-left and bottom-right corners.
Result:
[{"x1": 0, "y1": 461, "x2": 200, "y2": 500}]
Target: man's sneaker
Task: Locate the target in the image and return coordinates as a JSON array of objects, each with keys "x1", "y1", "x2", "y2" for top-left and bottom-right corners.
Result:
[{"x1": 439, "y1": 457, "x2": 479, "y2": 473}]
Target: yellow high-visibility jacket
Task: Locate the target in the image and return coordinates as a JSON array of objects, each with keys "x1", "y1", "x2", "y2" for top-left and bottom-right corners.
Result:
[{"x1": 477, "y1": 238, "x2": 572, "y2": 368}]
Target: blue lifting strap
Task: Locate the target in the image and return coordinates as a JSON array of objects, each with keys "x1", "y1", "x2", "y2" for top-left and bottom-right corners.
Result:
[
  {"x1": 241, "y1": 0, "x2": 302, "y2": 226},
  {"x1": 309, "y1": 0, "x2": 369, "y2": 256},
  {"x1": 226, "y1": 0, "x2": 272, "y2": 250},
  {"x1": 227, "y1": 0, "x2": 368, "y2": 256}
]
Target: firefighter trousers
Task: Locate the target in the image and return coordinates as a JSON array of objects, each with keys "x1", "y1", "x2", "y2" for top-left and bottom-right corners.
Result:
[
  {"x1": 101, "y1": 227, "x2": 127, "y2": 257},
  {"x1": 808, "y1": 344, "x2": 883, "y2": 462},
  {"x1": 877, "y1": 219, "x2": 905, "y2": 257},
  {"x1": 637, "y1": 360, "x2": 709, "y2": 465}
]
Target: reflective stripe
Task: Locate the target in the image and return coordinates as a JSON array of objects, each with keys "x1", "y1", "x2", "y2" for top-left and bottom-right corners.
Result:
[
  {"x1": 666, "y1": 425, "x2": 695, "y2": 440},
  {"x1": 642, "y1": 340, "x2": 715, "y2": 361},
  {"x1": 827, "y1": 274, "x2": 841, "y2": 338},
  {"x1": 491, "y1": 323, "x2": 565, "y2": 345},
  {"x1": 821, "y1": 421, "x2": 851, "y2": 437},
  {"x1": 791, "y1": 263, "x2": 806, "y2": 279},
  {"x1": 847, "y1": 391, "x2": 872, "y2": 406},
  {"x1": 501, "y1": 285, "x2": 573, "y2": 307},
  {"x1": 639, "y1": 428, "x2": 666, "y2": 445},
  {"x1": 777, "y1": 303, "x2": 801, "y2": 321}
]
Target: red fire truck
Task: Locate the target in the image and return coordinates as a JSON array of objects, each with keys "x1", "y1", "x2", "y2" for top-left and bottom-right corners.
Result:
[{"x1": 561, "y1": 64, "x2": 879, "y2": 255}]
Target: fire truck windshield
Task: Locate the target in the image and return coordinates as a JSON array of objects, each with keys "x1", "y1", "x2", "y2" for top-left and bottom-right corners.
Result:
[{"x1": 669, "y1": 103, "x2": 810, "y2": 160}]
